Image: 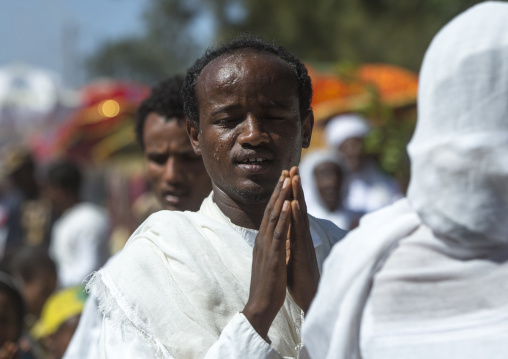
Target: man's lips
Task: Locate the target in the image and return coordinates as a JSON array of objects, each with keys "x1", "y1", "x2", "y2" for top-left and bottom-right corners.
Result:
[
  {"x1": 161, "y1": 190, "x2": 189, "y2": 205},
  {"x1": 234, "y1": 152, "x2": 274, "y2": 174}
]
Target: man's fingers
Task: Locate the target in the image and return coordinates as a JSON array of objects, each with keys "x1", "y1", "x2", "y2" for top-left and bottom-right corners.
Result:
[
  {"x1": 260, "y1": 172, "x2": 287, "y2": 232},
  {"x1": 289, "y1": 166, "x2": 299, "y2": 199},
  {"x1": 289, "y1": 167, "x2": 306, "y2": 207},
  {"x1": 266, "y1": 177, "x2": 291, "y2": 233},
  {"x1": 291, "y1": 174, "x2": 309, "y2": 227},
  {"x1": 273, "y1": 200, "x2": 291, "y2": 243},
  {"x1": 290, "y1": 199, "x2": 305, "y2": 236},
  {"x1": 264, "y1": 173, "x2": 285, "y2": 214}
]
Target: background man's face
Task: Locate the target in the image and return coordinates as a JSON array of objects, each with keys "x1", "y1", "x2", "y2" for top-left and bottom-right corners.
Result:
[
  {"x1": 338, "y1": 136, "x2": 365, "y2": 172},
  {"x1": 143, "y1": 112, "x2": 211, "y2": 211},
  {"x1": 190, "y1": 51, "x2": 312, "y2": 204},
  {"x1": 314, "y1": 161, "x2": 343, "y2": 212}
]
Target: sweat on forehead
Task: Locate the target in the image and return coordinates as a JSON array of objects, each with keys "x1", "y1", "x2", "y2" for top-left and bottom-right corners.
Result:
[
  {"x1": 209, "y1": 49, "x2": 297, "y2": 77},
  {"x1": 197, "y1": 51, "x2": 298, "y2": 95}
]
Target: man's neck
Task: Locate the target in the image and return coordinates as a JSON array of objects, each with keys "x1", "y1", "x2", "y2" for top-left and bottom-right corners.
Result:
[{"x1": 211, "y1": 187, "x2": 268, "y2": 230}]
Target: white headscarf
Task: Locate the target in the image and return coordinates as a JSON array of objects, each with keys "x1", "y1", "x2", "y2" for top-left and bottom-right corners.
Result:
[
  {"x1": 302, "y1": 2, "x2": 508, "y2": 358},
  {"x1": 325, "y1": 114, "x2": 370, "y2": 149},
  {"x1": 299, "y1": 150, "x2": 353, "y2": 229},
  {"x1": 407, "y1": 1, "x2": 508, "y2": 248}
]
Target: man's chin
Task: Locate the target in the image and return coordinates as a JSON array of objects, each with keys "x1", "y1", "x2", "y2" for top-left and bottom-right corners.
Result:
[{"x1": 231, "y1": 186, "x2": 272, "y2": 205}]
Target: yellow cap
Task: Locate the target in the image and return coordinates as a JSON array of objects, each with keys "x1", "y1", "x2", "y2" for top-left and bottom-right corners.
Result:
[{"x1": 31, "y1": 285, "x2": 88, "y2": 339}]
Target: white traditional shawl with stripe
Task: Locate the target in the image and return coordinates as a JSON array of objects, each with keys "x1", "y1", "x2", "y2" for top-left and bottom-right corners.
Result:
[{"x1": 88, "y1": 193, "x2": 344, "y2": 358}]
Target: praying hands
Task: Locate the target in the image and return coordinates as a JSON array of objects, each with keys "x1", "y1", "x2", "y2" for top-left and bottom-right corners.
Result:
[{"x1": 243, "y1": 167, "x2": 320, "y2": 340}]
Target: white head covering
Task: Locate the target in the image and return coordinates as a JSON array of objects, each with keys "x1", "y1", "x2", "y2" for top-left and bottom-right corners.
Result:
[
  {"x1": 303, "y1": 2, "x2": 508, "y2": 358},
  {"x1": 325, "y1": 114, "x2": 370, "y2": 149},
  {"x1": 300, "y1": 150, "x2": 346, "y2": 207},
  {"x1": 407, "y1": 1, "x2": 508, "y2": 248},
  {"x1": 299, "y1": 150, "x2": 353, "y2": 229}
]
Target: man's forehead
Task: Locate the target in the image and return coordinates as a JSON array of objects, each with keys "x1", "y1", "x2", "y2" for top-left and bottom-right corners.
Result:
[{"x1": 198, "y1": 50, "x2": 295, "y2": 86}]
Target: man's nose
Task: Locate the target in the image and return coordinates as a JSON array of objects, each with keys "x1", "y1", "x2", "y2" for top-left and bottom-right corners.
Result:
[
  {"x1": 163, "y1": 157, "x2": 184, "y2": 183},
  {"x1": 237, "y1": 114, "x2": 269, "y2": 147}
]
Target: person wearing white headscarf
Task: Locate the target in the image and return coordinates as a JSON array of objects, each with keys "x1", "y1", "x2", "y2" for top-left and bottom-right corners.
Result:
[
  {"x1": 302, "y1": 2, "x2": 508, "y2": 358},
  {"x1": 299, "y1": 150, "x2": 359, "y2": 230},
  {"x1": 324, "y1": 114, "x2": 401, "y2": 215}
]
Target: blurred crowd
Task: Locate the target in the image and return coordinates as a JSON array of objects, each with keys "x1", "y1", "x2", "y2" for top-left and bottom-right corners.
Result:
[{"x1": 0, "y1": 107, "x2": 401, "y2": 359}]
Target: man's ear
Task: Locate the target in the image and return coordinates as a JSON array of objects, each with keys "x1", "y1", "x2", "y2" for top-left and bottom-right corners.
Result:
[
  {"x1": 301, "y1": 110, "x2": 314, "y2": 149},
  {"x1": 186, "y1": 119, "x2": 202, "y2": 155}
]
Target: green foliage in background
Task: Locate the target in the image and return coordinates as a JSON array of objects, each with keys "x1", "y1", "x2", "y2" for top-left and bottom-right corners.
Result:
[
  {"x1": 218, "y1": 0, "x2": 481, "y2": 71},
  {"x1": 87, "y1": 0, "x2": 481, "y2": 83},
  {"x1": 361, "y1": 102, "x2": 416, "y2": 192}
]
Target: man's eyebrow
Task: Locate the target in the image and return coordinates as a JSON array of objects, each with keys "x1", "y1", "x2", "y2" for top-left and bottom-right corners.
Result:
[
  {"x1": 210, "y1": 104, "x2": 242, "y2": 117},
  {"x1": 210, "y1": 100, "x2": 294, "y2": 117},
  {"x1": 260, "y1": 99, "x2": 293, "y2": 110}
]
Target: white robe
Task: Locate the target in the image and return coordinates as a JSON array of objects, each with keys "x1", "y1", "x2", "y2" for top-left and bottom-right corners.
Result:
[
  {"x1": 88, "y1": 193, "x2": 345, "y2": 358},
  {"x1": 302, "y1": 2, "x2": 508, "y2": 358}
]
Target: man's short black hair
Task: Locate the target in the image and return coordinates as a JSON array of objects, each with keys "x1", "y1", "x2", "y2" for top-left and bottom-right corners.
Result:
[
  {"x1": 135, "y1": 75, "x2": 185, "y2": 150},
  {"x1": 182, "y1": 34, "x2": 313, "y2": 128},
  {"x1": 46, "y1": 159, "x2": 82, "y2": 196}
]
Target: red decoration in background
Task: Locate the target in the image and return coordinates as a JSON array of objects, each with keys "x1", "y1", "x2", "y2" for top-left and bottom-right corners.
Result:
[{"x1": 36, "y1": 80, "x2": 150, "y2": 163}]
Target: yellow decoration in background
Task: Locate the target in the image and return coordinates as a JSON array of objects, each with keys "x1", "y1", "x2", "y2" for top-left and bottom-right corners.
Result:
[{"x1": 98, "y1": 99, "x2": 120, "y2": 118}]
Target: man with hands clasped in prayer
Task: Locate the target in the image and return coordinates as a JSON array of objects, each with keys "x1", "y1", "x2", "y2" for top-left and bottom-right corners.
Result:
[{"x1": 88, "y1": 35, "x2": 345, "y2": 358}]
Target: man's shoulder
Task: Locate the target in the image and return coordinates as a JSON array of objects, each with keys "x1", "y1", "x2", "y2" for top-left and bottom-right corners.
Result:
[
  {"x1": 140, "y1": 209, "x2": 210, "y2": 232},
  {"x1": 309, "y1": 215, "x2": 348, "y2": 252},
  {"x1": 309, "y1": 215, "x2": 348, "y2": 240},
  {"x1": 118, "y1": 209, "x2": 236, "y2": 259}
]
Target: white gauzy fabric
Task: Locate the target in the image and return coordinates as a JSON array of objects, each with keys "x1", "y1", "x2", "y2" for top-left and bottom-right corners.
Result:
[
  {"x1": 87, "y1": 193, "x2": 345, "y2": 359},
  {"x1": 302, "y1": 2, "x2": 508, "y2": 358},
  {"x1": 302, "y1": 199, "x2": 420, "y2": 358},
  {"x1": 299, "y1": 150, "x2": 355, "y2": 230},
  {"x1": 407, "y1": 2, "x2": 508, "y2": 249},
  {"x1": 324, "y1": 114, "x2": 370, "y2": 149}
]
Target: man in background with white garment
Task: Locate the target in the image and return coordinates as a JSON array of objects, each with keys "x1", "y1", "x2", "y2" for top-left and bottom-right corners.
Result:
[
  {"x1": 86, "y1": 36, "x2": 345, "y2": 358},
  {"x1": 64, "y1": 76, "x2": 212, "y2": 359}
]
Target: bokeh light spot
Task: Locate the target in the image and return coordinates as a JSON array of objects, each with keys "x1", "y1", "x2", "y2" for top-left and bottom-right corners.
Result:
[{"x1": 98, "y1": 99, "x2": 120, "y2": 118}]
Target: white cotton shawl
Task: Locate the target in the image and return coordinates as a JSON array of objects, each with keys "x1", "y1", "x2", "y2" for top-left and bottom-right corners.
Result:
[
  {"x1": 302, "y1": 2, "x2": 508, "y2": 358},
  {"x1": 88, "y1": 193, "x2": 344, "y2": 358}
]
